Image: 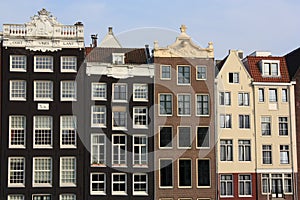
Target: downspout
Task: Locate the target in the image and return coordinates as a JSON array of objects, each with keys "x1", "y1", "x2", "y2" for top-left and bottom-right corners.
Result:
[{"x1": 214, "y1": 78, "x2": 219, "y2": 200}]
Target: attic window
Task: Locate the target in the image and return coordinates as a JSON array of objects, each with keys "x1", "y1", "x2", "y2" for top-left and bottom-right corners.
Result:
[
  {"x1": 260, "y1": 60, "x2": 280, "y2": 77},
  {"x1": 112, "y1": 53, "x2": 125, "y2": 65}
]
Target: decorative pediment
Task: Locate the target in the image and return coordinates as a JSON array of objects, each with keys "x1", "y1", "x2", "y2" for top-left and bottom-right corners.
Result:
[{"x1": 154, "y1": 25, "x2": 214, "y2": 58}]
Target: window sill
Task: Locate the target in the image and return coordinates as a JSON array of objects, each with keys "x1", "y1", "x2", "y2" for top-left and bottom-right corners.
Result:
[
  {"x1": 91, "y1": 163, "x2": 106, "y2": 167},
  {"x1": 90, "y1": 192, "x2": 106, "y2": 195},
  {"x1": 133, "y1": 164, "x2": 148, "y2": 168}
]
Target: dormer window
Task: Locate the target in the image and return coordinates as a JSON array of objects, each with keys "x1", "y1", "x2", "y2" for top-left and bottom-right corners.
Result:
[
  {"x1": 260, "y1": 60, "x2": 280, "y2": 77},
  {"x1": 112, "y1": 53, "x2": 125, "y2": 65}
]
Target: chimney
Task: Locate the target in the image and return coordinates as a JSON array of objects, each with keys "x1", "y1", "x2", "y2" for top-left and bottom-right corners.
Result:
[
  {"x1": 108, "y1": 27, "x2": 113, "y2": 35},
  {"x1": 145, "y1": 44, "x2": 152, "y2": 63},
  {"x1": 91, "y1": 34, "x2": 98, "y2": 48}
]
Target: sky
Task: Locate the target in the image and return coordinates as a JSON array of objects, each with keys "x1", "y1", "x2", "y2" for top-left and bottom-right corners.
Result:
[{"x1": 1, "y1": 0, "x2": 300, "y2": 59}]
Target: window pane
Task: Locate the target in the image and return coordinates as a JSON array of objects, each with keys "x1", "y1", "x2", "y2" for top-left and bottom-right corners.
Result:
[
  {"x1": 198, "y1": 160, "x2": 210, "y2": 186},
  {"x1": 179, "y1": 160, "x2": 191, "y2": 186},
  {"x1": 160, "y1": 160, "x2": 173, "y2": 187}
]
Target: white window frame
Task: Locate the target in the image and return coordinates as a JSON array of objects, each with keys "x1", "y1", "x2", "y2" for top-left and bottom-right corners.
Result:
[
  {"x1": 133, "y1": 135, "x2": 148, "y2": 167},
  {"x1": 34, "y1": 56, "x2": 53, "y2": 72},
  {"x1": 90, "y1": 173, "x2": 106, "y2": 195},
  {"x1": 196, "y1": 65, "x2": 207, "y2": 80},
  {"x1": 262, "y1": 145, "x2": 272, "y2": 164},
  {"x1": 133, "y1": 173, "x2": 148, "y2": 195},
  {"x1": 196, "y1": 126, "x2": 210, "y2": 149},
  {"x1": 59, "y1": 194, "x2": 76, "y2": 200},
  {"x1": 279, "y1": 117, "x2": 288, "y2": 136},
  {"x1": 238, "y1": 92, "x2": 250, "y2": 106},
  {"x1": 34, "y1": 81, "x2": 53, "y2": 101},
  {"x1": 219, "y1": 91, "x2": 231, "y2": 106},
  {"x1": 133, "y1": 84, "x2": 148, "y2": 102},
  {"x1": 261, "y1": 173, "x2": 293, "y2": 195},
  {"x1": 282, "y1": 88, "x2": 288, "y2": 102},
  {"x1": 177, "y1": 94, "x2": 191, "y2": 116},
  {"x1": 91, "y1": 83, "x2": 107, "y2": 101},
  {"x1": 10, "y1": 55, "x2": 26, "y2": 72},
  {"x1": 228, "y1": 72, "x2": 239, "y2": 83},
  {"x1": 112, "y1": 173, "x2": 127, "y2": 195},
  {"x1": 177, "y1": 126, "x2": 191, "y2": 149},
  {"x1": 91, "y1": 105, "x2": 106, "y2": 128},
  {"x1": 259, "y1": 88, "x2": 265, "y2": 102},
  {"x1": 32, "y1": 194, "x2": 51, "y2": 200},
  {"x1": 177, "y1": 65, "x2": 191, "y2": 85},
  {"x1": 10, "y1": 80, "x2": 26, "y2": 101},
  {"x1": 269, "y1": 89, "x2": 278, "y2": 102},
  {"x1": 61, "y1": 56, "x2": 77, "y2": 72},
  {"x1": 159, "y1": 158, "x2": 173, "y2": 188},
  {"x1": 159, "y1": 93, "x2": 173, "y2": 116},
  {"x1": 112, "y1": 53, "x2": 125, "y2": 65},
  {"x1": 33, "y1": 116, "x2": 53, "y2": 148},
  {"x1": 260, "y1": 60, "x2": 280, "y2": 77},
  {"x1": 32, "y1": 157, "x2": 52, "y2": 187},
  {"x1": 112, "y1": 108, "x2": 127, "y2": 130},
  {"x1": 7, "y1": 194, "x2": 25, "y2": 200},
  {"x1": 91, "y1": 134, "x2": 106, "y2": 166},
  {"x1": 160, "y1": 65, "x2": 171, "y2": 80},
  {"x1": 159, "y1": 126, "x2": 173, "y2": 149},
  {"x1": 8, "y1": 157, "x2": 25, "y2": 187},
  {"x1": 280, "y1": 145, "x2": 290, "y2": 164},
  {"x1": 220, "y1": 140, "x2": 233, "y2": 161},
  {"x1": 178, "y1": 159, "x2": 192, "y2": 188},
  {"x1": 60, "y1": 157, "x2": 76, "y2": 187},
  {"x1": 112, "y1": 134, "x2": 127, "y2": 167},
  {"x1": 9, "y1": 115, "x2": 26, "y2": 149},
  {"x1": 220, "y1": 114, "x2": 232, "y2": 128},
  {"x1": 60, "y1": 81, "x2": 77, "y2": 101},
  {"x1": 133, "y1": 107, "x2": 148, "y2": 129},
  {"x1": 238, "y1": 140, "x2": 251, "y2": 161},
  {"x1": 261, "y1": 116, "x2": 271, "y2": 136},
  {"x1": 196, "y1": 94, "x2": 209, "y2": 116},
  {"x1": 60, "y1": 116, "x2": 77, "y2": 148},
  {"x1": 112, "y1": 83, "x2": 127, "y2": 102},
  {"x1": 196, "y1": 159, "x2": 211, "y2": 188},
  {"x1": 238, "y1": 174, "x2": 252, "y2": 197},
  {"x1": 220, "y1": 174, "x2": 234, "y2": 197}
]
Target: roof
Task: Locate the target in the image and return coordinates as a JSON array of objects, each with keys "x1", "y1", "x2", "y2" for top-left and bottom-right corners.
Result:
[
  {"x1": 285, "y1": 47, "x2": 300, "y2": 79},
  {"x1": 85, "y1": 47, "x2": 148, "y2": 64},
  {"x1": 243, "y1": 56, "x2": 290, "y2": 83},
  {"x1": 215, "y1": 55, "x2": 228, "y2": 72},
  {"x1": 99, "y1": 27, "x2": 122, "y2": 48}
]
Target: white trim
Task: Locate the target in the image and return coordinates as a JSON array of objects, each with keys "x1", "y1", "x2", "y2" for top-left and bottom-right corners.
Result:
[
  {"x1": 158, "y1": 158, "x2": 173, "y2": 188},
  {"x1": 196, "y1": 126, "x2": 210, "y2": 149},
  {"x1": 177, "y1": 93, "x2": 191, "y2": 116},
  {"x1": 9, "y1": 115, "x2": 26, "y2": 149},
  {"x1": 60, "y1": 56, "x2": 77, "y2": 73},
  {"x1": 59, "y1": 156, "x2": 76, "y2": 187},
  {"x1": 33, "y1": 55, "x2": 53, "y2": 73},
  {"x1": 160, "y1": 65, "x2": 171, "y2": 80},
  {"x1": 91, "y1": 105, "x2": 106, "y2": 128},
  {"x1": 133, "y1": 83, "x2": 148, "y2": 102},
  {"x1": 177, "y1": 65, "x2": 191, "y2": 85},
  {"x1": 33, "y1": 80, "x2": 53, "y2": 101},
  {"x1": 112, "y1": 53, "x2": 125, "y2": 65},
  {"x1": 112, "y1": 83, "x2": 128, "y2": 102},
  {"x1": 260, "y1": 60, "x2": 280, "y2": 77},
  {"x1": 33, "y1": 116, "x2": 53, "y2": 149},
  {"x1": 112, "y1": 134, "x2": 127, "y2": 167},
  {"x1": 158, "y1": 126, "x2": 173, "y2": 149},
  {"x1": 60, "y1": 115, "x2": 77, "y2": 149},
  {"x1": 132, "y1": 173, "x2": 148, "y2": 196},
  {"x1": 253, "y1": 82, "x2": 294, "y2": 86},
  {"x1": 90, "y1": 172, "x2": 106, "y2": 195},
  {"x1": 59, "y1": 194, "x2": 76, "y2": 200},
  {"x1": 7, "y1": 194, "x2": 25, "y2": 200},
  {"x1": 8, "y1": 157, "x2": 25, "y2": 188},
  {"x1": 9, "y1": 55, "x2": 27, "y2": 72},
  {"x1": 132, "y1": 135, "x2": 148, "y2": 167},
  {"x1": 177, "y1": 126, "x2": 192, "y2": 149},
  {"x1": 60, "y1": 81, "x2": 77, "y2": 101},
  {"x1": 177, "y1": 158, "x2": 192, "y2": 188},
  {"x1": 195, "y1": 93, "x2": 210, "y2": 117},
  {"x1": 257, "y1": 168, "x2": 293, "y2": 173},
  {"x1": 158, "y1": 93, "x2": 173, "y2": 116},
  {"x1": 9, "y1": 80, "x2": 26, "y2": 101},
  {"x1": 196, "y1": 158, "x2": 211, "y2": 188},
  {"x1": 133, "y1": 107, "x2": 148, "y2": 129},
  {"x1": 111, "y1": 173, "x2": 127, "y2": 195},
  {"x1": 32, "y1": 157, "x2": 52, "y2": 187},
  {"x1": 91, "y1": 82, "x2": 107, "y2": 101},
  {"x1": 90, "y1": 133, "x2": 106, "y2": 167},
  {"x1": 196, "y1": 65, "x2": 207, "y2": 80}
]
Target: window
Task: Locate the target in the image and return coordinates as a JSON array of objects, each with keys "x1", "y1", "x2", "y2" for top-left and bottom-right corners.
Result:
[
  {"x1": 61, "y1": 81, "x2": 77, "y2": 101},
  {"x1": 91, "y1": 106, "x2": 106, "y2": 127},
  {"x1": 177, "y1": 66, "x2": 190, "y2": 84},
  {"x1": 262, "y1": 174, "x2": 270, "y2": 194},
  {"x1": 112, "y1": 53, "x2": 125, "y2": 65},
  {"x1": 32, "y1": 194, "x2": 51, "y2": 200},
  {"x1": 220, "y1": 140, "x2": 233, "y2": 161},
  {"x1": 91, "y1": 83, "x2": 107, "y2": 100},
  {"x1": 269, "y1": 89, "x2": 277, "y2": 102},
  {"x1": 9, "y1": 115, "x2": 26, "y2": 148},
  {"x1": 238, "y1": 93, "x2": 249, "y2": 106},
  {"x1": 179, "y1": 159, "x2": 191, "y2": 187},
  {"x1": 91, "y1": 134, "x2": 105, "y2": 166},
  {"x1": 113, "y1": 83, "x2": 127, "y2": 102},
  {"x1": 220, "y1": 114, "x2": 231, "y2": 128},
  {"x1": 279, "y1": 117, "x2": 288, "y2": 136},
  {"x1": 262, "y1": 174, "x2": 293, "y2": 195},
  {"x1": 261, "y1": 116, "x2": 271, "y2": 135},
  {"x1": 239, "y1": 115, "x2": 250, "y2": 129},
  {"x1": 282, "y1": 89, "x2": 288, "y2": 102},
  {"x1": 229, "y1": 72, "x2": 239, "y2": 83},
  {"x1": 60, "y1": 116, "x2": 77, "y2": 148},
  {"x1": 10, "y1": 80, "x2": 26, "y2": 101},
  {"x1": 112, "y1": 173, "x2": 127, "y2": 195},
  {"x1": 259, "y1": 88, "x2": 265, "y2": 102},
  {"x1": 196, "y1": 94, "x2": 209, "y2": 116},
  {"x1": 7, "y1": 194, "x2": 25, "y2": 200},
  {"x1": 10, "y1": 55, "x2": 26, "y2": 72},
  {"x1": 34, "y1": 56, "x2": 53, "y2": 72},
  {"x1": 262, "y1": 145, "x2": 272, "y2": 164},
  {"x1": 220, "y1": 175, "x2": 233, "y2": 196},
  {"x1": 133, "y1": 107, "x2": 148, "y2": 129},
  {"x1": 33, "y1": 116, "x2": 52, "y2": 148},
  {"x1": 159, "y1": 94, "x2": 172, "y2": 115},
  {"x1": 161, "y1": 65, "x2": 171, "y2": 79},
  {"x1": 112, "y1": 135, "x2": 126, "y2": 166},
  {"x1": 262, "y1": 60, "x2": 280, "y2": 76},
  {"x1": 160, "y1": 159, "x2": 173, "y2": 187},
  {"x1": 197, "y1": 127, "x2": 209, "y2": 148},
  {"x1": 280, "y1": 145, "x2": 289, "y2": 164},
  {"x1": 159, "y1": 127, "x2": 172, "y2": 148},
  {"x1": 90, "y1": 173, "x2": 105, "y2": 195},
  {"x1": 284, "y1": 174, "x2": 293, "y2": 194},
  {"x1": 8, "y1": 157, "x2": 25, "y2": 187},
  {"x1": 197, "y1": 65, "x2": 207, "y2": 80},
  {"x1": 61, "y1": 56, "x2": 77, "y2": 72},
  {"x1": 59, "y1": 194, "x2": 76, "y2": 200},
  {"x1": 197, "y1": 159, "x2": 210, "y2": 187},
  {"x1": 238, "y1": 140, "x2": 251, "y2": 161},
  {"x1": 178, "y1": 127, "x2": 191, "y2": 148},
  {"x1": 219, "y1": 92, "x2": 231, "y2": 105},
  {"x1": 112, "y1": 107, "x2": 127, "y2": 130},
  {"x1": 133, "y1": 173, "x2": 148, "y2": 195},
  {"x1": 239, "y1": 175, "x2": 252, "y2": 196},
  {"x1": 133, "y1": 135, "x2": 147, "y2": 166},
  {"x1": 33, "y1": 157, "x2": 52, "y2": 187},
  {"x1": 34, "y1": 81, "x2": 53, "y2": 101},
  {"x1": 60, "y1": 157, "x2": 76, "y2": 187},
  {"x1": 133, "y1": 84, "x2": 148, "y2": 101},
  {"x1": 178, "y1": 94, "x2": 191, "y2": 116}
]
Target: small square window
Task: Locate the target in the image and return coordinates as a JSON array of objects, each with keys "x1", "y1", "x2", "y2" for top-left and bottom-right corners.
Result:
[
  {"x1": 220, "y1": 114, "x2": 232, "y2": 128},
  {"x1": 61, "y1": 56, "x2": 77, "y2": 72},
  {"x1": 112, "y1": 53, "x2": 125, "y2": 65},
  {"x1": 261, "y1": 60, "x2": 280, "y2": 77},
  {"x1": 229, "y1": 72, "x2": 239, "y2": 83},
  {"x1": 34, "y1": 56, "x2": 53, "y2": 72},
  {"x1": 91, "y1": 83, "x2": 107, "y2": 101},
  {"x1": 197, "y1": 65, "x2": 207, "y2": 80},
  {"x1": 161, "y1": 65, "x2": 171, "y2": 80},
  {"x1": 112, "y1": 173, "x2": 127, "y2": 195},
  {"x1": 133, "y1": 84, "x2": 148, "y2": 101},
  {"x1": 34, "y1": 81, "x2": 53, "y2": 101},
  {"x1": 219, "y1": 92, "x2": 231, "y2": 105},
  {"x1": 90, "y1": 173, "x2": 106, "y2": 195},
  {"x1": 10, "y1": 80, "x2": 26, "y2": 101},
  {"x1": 10, "y1": 55, "x2": 26, "y2": 72},
  {"x1": 177, "y1": 66, "x2": 190, "y2": 84},
  {"x1": 133, "y1": 173, "x2": 148, "y2": 195},
  {"x1": 238, "y1": 93, "x2": 249, "y2": 106}
]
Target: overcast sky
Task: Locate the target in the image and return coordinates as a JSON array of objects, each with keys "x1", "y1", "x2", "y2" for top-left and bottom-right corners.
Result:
[{"x1": 1, "y1": 0, "x2": 300, "y2": 59}]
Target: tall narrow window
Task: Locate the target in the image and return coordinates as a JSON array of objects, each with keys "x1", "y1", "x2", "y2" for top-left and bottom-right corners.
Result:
[
  {"x1": 280, "y1": 145, "x2": 289, "y2": 164},
  {"x1": 10, "y1": 55, "x2": 26, "y2": 72},
  {"x1": 112, "y1": 107, "x2": 127, "y2": 130},
  {"x1": 219, "y1": 92, "x2": 231, "y2": 105},
  {"x1": 261, "y1": 116, "x2": 271, "y2": 135},
  {"x1": 60, "y1": 157, "x2": 76, "y2": 187},
  {"x1": 196, "y1": 94, "x2": 209, "y2": 116},
  {"x1": 33, "y1": 157, "x2": 52, "y2": 187},
  {"x1": 220, "y1": 140, "x2": 233, "y2": 161},
  {"x1": 269, "y1": 89, "x2": 277, "y2": 102},
  {"x1": 61, "y1": 56, "x2": 77, "y2": 72},
  {"x1": 279, "y1": 117, "x2": 288, "y2": 136},
  {"x1": 91, "y1": 105, "x2": 106, "y2": 127},
  {"x1": 10, "y1": 80, "x2": 26, "y2": 101},
  {"x1": 177, "y1": 66, "x2": 190, "y2": 84},
  {"x1": 262, "y1": 174, "x2": 270, "y2": 193},
  {"x1": 133, "y1": 135, "x2": 147, "y2": 166},
  {"x1": 61, "y1": 81, "x2": 77, "y2": 101},
  {"x1": 133, "y1": 84, "x2": 148, "y2": 101},
  {"x1": 34, "y1": 81, "x2": 53, "y2": 101},
  {"x1": 220, "y1": 175, "x2": 233, "y2": 196},
  {"x1": 197, "y1": 127, "x2": 209, "y2": 148},
  {"x1": 8, "y1": 157, "x2": 25, "y2": 187},
  {"x1": 133, "y1": 173, "x2": 148, "y2": 195},
  {"x1": 133, "y1": 107, "x2": 148, "y2": 129},
  {"x1": 259, "y1": 88, "x2": 265, "y2": 102},
  {"x1": 159, "y1": 94, "x2": 172, "y2": 115},
  {"x1": 34, "y1": 56, "x2": 53, "y2": 72},
  {"x1": 33, "y1": 116, "x2": 52, "y2": 148},
  {"x1": 90, "y1": 173, "x2": 105, "y2": 195},
  {"x1": 197, "y1": 65, "x2": 207, "y2": 80},
  {"x1": 112, "y1": 173, "x2": 127, "y2": 195},
  {"x1": 178, "y1": 127, "x2": 191, "y2": 148},
  {"x1": 161, "y1": 65, "x2": 171, "y2": 80},
  {"x1": 112, "y1": 135, "x2": 126, "y2": 166},
  {"x1": 197, "y1": 159, "x2": 210, "y2": 187},
  {"x1": 262, "y1": 145, "x2": 272, "y2": 164},
  {"x1": 238, "y1": 140, "x2": 251, "y2": 161},
  {"x1": 239, "y1": 175, "x2": 252, "y2": 196},
  {"x1": 9, "y1": 115, "x2": 26, "y2": 148},
  {"x1": 229, "y1": 72, "x2": 239, "y2": 83},
  {"x1": 113, "y1": 83, "x2": 127, "y2": 102},
  {"x1": 159, "y1": 127, "x2": 172, "y2": 148},
  {"x1": 179, "y1": 159, "x2": 191, "y2": 187},
  {"x1": 160, "y1": 159, "x2": 173, "y2": 187},
  {"x1": 91, "y1": 83, "x2": 107, "y2": 100},
  {"x1": 178, "y1": 94, "x2": 191, "y2": 116},
  {"x1": 91, "y1": 134, "x2": 105, "y2": 166},
  {"x1": 239, "y1": 115, "x2": 250, "y2": 129},
  {"x1": 282, "y1": 89, "x2": 288, "y2": 102},
  {"x1": 238, "y1": 93, "x2": 249, "y2": 106},
  {"x1": 60, "y1": 116, "x2": 77, "y2": 148},
  {"x1": 220, "y1": 114, "x2": 232, "y2": 128}
]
